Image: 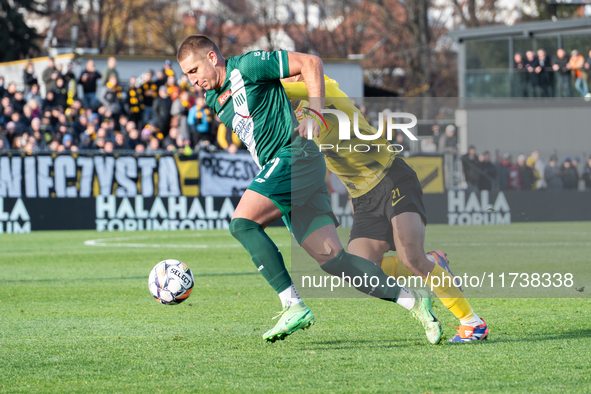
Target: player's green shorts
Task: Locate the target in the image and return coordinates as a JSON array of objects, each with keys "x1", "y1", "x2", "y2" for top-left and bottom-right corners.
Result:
[{"x1": 248, "y1": 137, "x2": 338, "y2": 244}]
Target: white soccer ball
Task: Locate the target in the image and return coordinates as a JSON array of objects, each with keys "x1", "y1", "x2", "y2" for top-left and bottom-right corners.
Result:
[{"x1": 148, "y1": 259, "x2": 194, "y2": 305}]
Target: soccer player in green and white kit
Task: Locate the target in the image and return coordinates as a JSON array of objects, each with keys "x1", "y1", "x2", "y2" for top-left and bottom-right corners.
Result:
[{"x1": 177, "y1": 35, "x2": 443, "y2": 344}]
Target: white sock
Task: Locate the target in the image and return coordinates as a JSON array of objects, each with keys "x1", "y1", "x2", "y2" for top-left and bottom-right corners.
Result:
[
  {"x1": 460, "y1": 311, "x2": 484, "y2": 327},
  {"x1": 395, "y1": 286, "x2": 415, "y2": 311},
  {"x1": 279, "y1": 284, "x2": 302, "y2": 308}
]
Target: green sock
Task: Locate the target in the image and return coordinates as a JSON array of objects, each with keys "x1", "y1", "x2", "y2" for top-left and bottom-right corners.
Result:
[
  {"x1": 229, "y1": 218, "x2": 292, "y2": 294},
  {"x1": 321, "y1": 249, "x2": 401, "y2": 301}
]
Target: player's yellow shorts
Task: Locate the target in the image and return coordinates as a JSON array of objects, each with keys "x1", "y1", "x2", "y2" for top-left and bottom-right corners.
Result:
[{"x1": 248, "y1": 137, "x2": 338, "y2": 244}]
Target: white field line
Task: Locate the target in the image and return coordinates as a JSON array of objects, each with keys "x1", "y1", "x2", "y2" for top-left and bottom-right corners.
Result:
[{"x1": 84, "y1": 235, "x2": 285, "y2": 248}]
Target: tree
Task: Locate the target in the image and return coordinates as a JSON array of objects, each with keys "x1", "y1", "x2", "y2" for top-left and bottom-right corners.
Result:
[{"x1": 0, "y1": 0, "x2": 46, "y2": 62}]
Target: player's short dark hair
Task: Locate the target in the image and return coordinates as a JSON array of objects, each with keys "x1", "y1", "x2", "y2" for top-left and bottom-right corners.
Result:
[{"x1": 177, "y1": 35, "x2": 221, "y2": 62}]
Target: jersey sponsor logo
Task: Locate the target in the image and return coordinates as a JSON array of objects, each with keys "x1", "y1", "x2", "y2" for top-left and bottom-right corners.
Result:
[
  {"x1": 232, "y1": 112, "x2": 254, "y2": 148},
  {"x1": 218, "y1": 89, "x2": 231, "y2": 105}
]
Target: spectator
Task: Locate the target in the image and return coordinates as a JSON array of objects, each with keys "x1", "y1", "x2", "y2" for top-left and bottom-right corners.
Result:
[
  {"x1": 528, "y1": 150, "x2": 546, "y2": 190},
  {"x1": 11, "y1": 112, "x2": 27, "y2": 135},
  {"x1": 42, "y1": 91, "x2": 56, "y2": 112},
  {"x1": 23, "y1": 62, "x2": 38, "y2": 92},
  {"x1": 102, "y1": 57, "x2": 118, "y2": 86},
  {"x1": 145, "y1": 136, "x2": 162, "y2": 154},
  {"x1": 178, "y1": 74, "x2": 193, "y2": 92},
  {"x1": 162, "y1": 127, "x2": 179, "y2": 151},
  {"x1": 27, "y1": 99, "x2": 41, "y2": 119},
  {"x1": 72, "y1": 115, "x2": 88, "y2": 141},
  {"x1": 103, "y1": 141, "x2": 114, "y2": 153},
  {"x1": 155, "y1": 70, "x2": 167, "y2": 89},
  {"x1": 582, "y1": 156, "x2": 591, "y2": 191},
  {"x1": 0, "y1": 76, "x2": 5, "y2": 97},
  {"x1": 114, "y1": 132, "x2": 126, "y2": 150},
  {"x1": 544, "y1": 156, "x2": 563, "y2": 190},
  {"x1": 561, "y1": 156, "x2": 579, "y2": 189},
  {"x1": 431, "y1": 124, "x2": 442, "y2": 147},
  {"x1": 524, "y1": 51, "x2": 540, "y2": 97},
  {"x1": 99, "y1": 74, "x2": 123, "y2": 119},
  {"x1": 477, "y1": 151, "x2": 496, "y2": 190},
  {"x1": 62, "y1": 63, "x2": 76, "y2": 85},
  {"x1": 569, "y1": 50, "x2": 589, "y2": 97},
  {"x1": 125, "y1": 128, "x2": 141, "y2": 150},
  {"x1": 10, "y1": 129, "x2": 24, "y2": 150},
  {"x1": 140, "y1": 125, "x2": 153, "y2": 146},
  {"x1": 152, "y1": 85, "x2": 172, "y2": 136},
  {"x1": 141, "y1": 70, "x2": 157, "y2": 128},
  {"x1": 62, "y1": 134, "x2": 74, "y2": 151},
  {"x1": 25, "y1": 84, "x2": 42, "y2": 108},
  {"x1": 42, "y1": 58, "x2": 58, "y2": 92},
  {"x1": 526, "y1": 156, "x2": 541, "y2": 190},
  {"x1": 163, "y1": 60, "x2": 175, "y2": 78},
  {"x1": 188, "y1": 96, "x2": 213, "y2": 145},
  {"x1": 78, "y1": 60, "x2": 102, "y2": 109},
  {"x1": 499, "y1": 153, "x2": 520, "y2": 190},
  {"x1": 125, "y1": 76, "x2": 143, "y2": 125},
  {"x1": 536, "y1": 49, "x2": 553, "y2": 97},
  {"x1": 11, "y1": 90, "x2": 26, "y2": 113},
  {"x1": 571, "y1": 156, "x2": 581, "y2": 185},
  {"x1": 177, "y1": 137, "x2": 194, "y2": 155},
  {"x1": 135, "y1": 142, "x2": 145, "y2": 154},
  {"x1": 171, "y1": 90, "x2": 191, "y2": 139},
  {"x1": 0, "y1": 105, "x2": 13, "y2": 129},
  {"x1": 216, "y1": 118, "x2": 242, "y2": 152},
  {"x1": 4, "y1": 81, "x2": 17, "y2": 99},
  {"x1": 53, "y1": 78, "x2": 68, "y2": 109},
  {"x1": 438, "y1": 124, "x2": 457, "y2": 153},
  {"x1": 512, "y1": 52, "x2": 528, "y2": 97},
  {"x1": 517, "y1": 154, "x2": 535, "y2": 190},
  {"x1": 21, "y1": 104, "x2": 33, "y2": 127},
  {"x1": 166, "y1": 75, "x2": 180, "y2": 102}
]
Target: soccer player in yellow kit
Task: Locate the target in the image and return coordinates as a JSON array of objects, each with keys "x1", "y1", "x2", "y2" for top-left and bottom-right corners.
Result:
[{"x1": 282, "y1": 75, "x2": 488, "y2": 342}]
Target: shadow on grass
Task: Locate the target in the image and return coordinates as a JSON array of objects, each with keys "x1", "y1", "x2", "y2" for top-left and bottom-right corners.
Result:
[
  {"x1": 483, "y1": 328, "x2": 591, "y2": 344},
  {"x1": 302, "y1": 338, "x2": 432, "y2": 350},
  {"x1": 298, "y1": 328, "x2": 591, "y2": 349}
]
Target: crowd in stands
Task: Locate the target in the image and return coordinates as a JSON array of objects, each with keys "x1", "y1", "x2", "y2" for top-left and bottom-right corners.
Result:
[
  {"x1": 0, "y1": 57, "x2": 243, "y2": 155},
  {"x1": 512, "y1": 48, "x2": 591, "y2": 98},
  {"x1": 462, "y1": 147, "x2": 591, "y2": 192}
]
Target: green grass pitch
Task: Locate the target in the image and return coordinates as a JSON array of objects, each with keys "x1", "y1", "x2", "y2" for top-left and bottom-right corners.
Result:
[{"x1": 1, "y1": 222, "x2": 590, "y2": 393}]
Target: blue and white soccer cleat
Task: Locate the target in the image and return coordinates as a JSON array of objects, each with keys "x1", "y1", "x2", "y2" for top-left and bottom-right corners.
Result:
[
  {"x1": 427, "y1": 250, "x2": 463, "y2": 292},
  {"x1": 449, "y1": 319, "x2": 489, "y2": 342}
]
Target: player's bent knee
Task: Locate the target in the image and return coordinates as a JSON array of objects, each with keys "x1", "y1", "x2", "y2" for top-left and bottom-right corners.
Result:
[
  {"x1": 229, "y1": 217, "x2": 260, "y2": 240},
  {"x1": 314, "y1": 248, "x2": 341, "y2": 265}
]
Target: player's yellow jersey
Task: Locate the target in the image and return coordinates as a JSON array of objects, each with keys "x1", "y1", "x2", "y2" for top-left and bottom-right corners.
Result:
[{"x1": 282, "y1": 75, "x2": 395, "y2": 198}]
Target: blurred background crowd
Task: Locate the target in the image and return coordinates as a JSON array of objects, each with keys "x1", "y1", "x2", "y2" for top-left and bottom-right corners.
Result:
[{"x1": 0, "y1": 56, "x2": 242, "y2": 156}]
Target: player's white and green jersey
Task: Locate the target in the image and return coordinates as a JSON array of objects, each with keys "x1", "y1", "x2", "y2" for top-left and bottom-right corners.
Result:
[{"x1": 205, "y1": 50, "x2": 298, "y2": 168}]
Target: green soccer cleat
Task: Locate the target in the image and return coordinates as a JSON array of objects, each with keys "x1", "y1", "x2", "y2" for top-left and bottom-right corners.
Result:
[
  {"x1": 263, "y1": 301, "x2": 315, "y2": 343},
  {"x1": 409, "y1": 289, "x2": 443, "y2": 345}
]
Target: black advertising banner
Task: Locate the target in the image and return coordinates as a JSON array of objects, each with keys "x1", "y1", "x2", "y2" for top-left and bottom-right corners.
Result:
[
  {"x1": 0, "y1": 196, "x2": 240, "y2": 233},
  {"x1": 0, "y1": 190, "x2": 589, "y2": 233}
]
